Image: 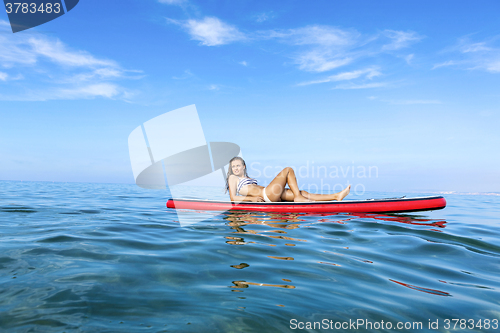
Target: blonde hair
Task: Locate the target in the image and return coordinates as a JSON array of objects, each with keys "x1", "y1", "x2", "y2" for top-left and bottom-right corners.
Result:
[{"x1": 225, "y1": 156, "x2": 249, "y2": 193}]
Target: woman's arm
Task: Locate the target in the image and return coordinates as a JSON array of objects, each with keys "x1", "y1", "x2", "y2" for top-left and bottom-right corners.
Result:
[{"x1": 228, "y1": 175, "x2": 263, "y2": 202}]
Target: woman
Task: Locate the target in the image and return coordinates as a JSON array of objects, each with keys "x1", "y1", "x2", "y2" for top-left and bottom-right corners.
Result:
[{"x1": 225, "y1": 157, "x2": 351, "y2": 203}]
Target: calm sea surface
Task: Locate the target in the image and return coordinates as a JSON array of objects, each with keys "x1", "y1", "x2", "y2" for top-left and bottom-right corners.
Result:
[{"x1": 1, "y1": 181, "x2": 499, "y2": 332}]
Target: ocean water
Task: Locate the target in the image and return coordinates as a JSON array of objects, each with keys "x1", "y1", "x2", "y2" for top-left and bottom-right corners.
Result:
[{"x1": 1, "y1": 181, "x2": 499, "y2": 333}]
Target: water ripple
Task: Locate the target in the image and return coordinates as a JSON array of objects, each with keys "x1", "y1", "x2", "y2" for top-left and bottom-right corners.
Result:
[{"x1": 1, "y1": 181, "x2": 500, "y2": 332}]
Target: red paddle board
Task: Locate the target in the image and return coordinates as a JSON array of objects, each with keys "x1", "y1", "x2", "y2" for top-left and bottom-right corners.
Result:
[{"x1": 167, "y1": 196, "x2": 446, "y2": 214}]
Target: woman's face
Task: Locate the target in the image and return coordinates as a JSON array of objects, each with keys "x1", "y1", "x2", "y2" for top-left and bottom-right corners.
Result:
[{"x1": 231, "y1": 160, "x2": 245, "y2": 176}]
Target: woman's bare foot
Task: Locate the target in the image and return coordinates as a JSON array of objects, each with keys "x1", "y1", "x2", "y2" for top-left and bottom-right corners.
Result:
[
  {"x1": 294, "y1": 195, "x2": 315, "y2": 202},
  {"x1": 336, "y1": 185, "x2": 351, "y2": 201}
]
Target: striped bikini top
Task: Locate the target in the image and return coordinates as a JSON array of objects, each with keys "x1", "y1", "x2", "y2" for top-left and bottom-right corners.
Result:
[{"x1": 236, "y1": 176, "x2": 258, "y2": 195}]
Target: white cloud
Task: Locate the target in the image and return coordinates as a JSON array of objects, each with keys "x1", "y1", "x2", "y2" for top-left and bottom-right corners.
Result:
[
  {"x1": 460, "y1": 41, "x2": 491, "y2": 53},
  {"x1": 0, "y1": 35, "x2": 37, "y2": 66},
  {"x1": 27, "y1": 37, "x2": 116, "y2": 68},
  {"x1": 382, "y1": 30, "x2": 423, "y2": 50},
  {"x1": 0, "y1": 83, "x2": 128, "y2": 101},
  {"x1": 170, "y1": 17, "x2": 245, "y2": 46},
  {"x1": 172, "y1": 69, "x2": 194, "y2": 80},
  {"x1": 58, "y1": 83, "x2": 121, "y2": 99},
  {"x1": 366, "y1": 69, "x2": 381, "y2": 79},
  {"x1": 297, "y1": 67, "x2": 381, "y2": 86},
  {"x1": 0, "y1": 24, "x2": 140, "y2": 101},
  {"x1": 0, "y1": 72, "x2": 7, "y2": 81},
  {"x1": 168, "y1": 18, "x2": 421, "y2": 76},
  {"x1": 295, "y1": 50, "x2": 352, "y2": 72},
  {"x1": 208, "y1": 84, "x2": 219, "y2": 90},
  {"x1": 432, "y1": 60, "x2": 458, "y2": 69},
  {"x1": 255, "y1": 12, "x2": 274, "y2": 23},
  {"x1": 62, "y1": 68, "x2": 130, "y2": 84},
  {"x1": 283, "y1": 26, "x2": 358, "y2": 47},
  {"x1": 262, "y1": 26, "x2": 421, "y2": 73},
  {"x1": 239, "y1": 61, "x2": 248, "y2": 66},
  {"x1": 169, "y1": 22, "x2": 360, "y2": 72},
  {"x1": 405, "y1": 54, "x2": 414, "y2": 64},
  {"x1": 434, "y1": 36, "x2": 500, "y2": 74},
  {"x1": 0, "y1": 32, "x2": 118, "y2": 71},
  {"x1": 264, "y1": 26, "x2": 358, "y2": 72},
  {"x1": 485, "y1": 60, "x2": 500, "y2": 73},
  {"x1": 471, "y1": 56, "x2": 500, "y2": 73}
]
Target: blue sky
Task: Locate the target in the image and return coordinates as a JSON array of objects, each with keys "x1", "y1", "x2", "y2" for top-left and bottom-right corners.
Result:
[{"x1": 0, "y1": 0, "x2": 499, "y2": 193}]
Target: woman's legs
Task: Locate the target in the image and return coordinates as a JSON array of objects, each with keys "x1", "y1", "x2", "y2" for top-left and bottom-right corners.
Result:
[
  {"x1": 280, "y1": 185, "x2": 351, "y2": 202},
  {"x1": 265, "y1": 167, "x2": 311, "y2": 202}
]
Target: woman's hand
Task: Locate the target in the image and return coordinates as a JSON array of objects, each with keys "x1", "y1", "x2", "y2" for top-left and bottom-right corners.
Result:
[{"x1": 252, "y1": 196, "x2": 264, "y2": 202}]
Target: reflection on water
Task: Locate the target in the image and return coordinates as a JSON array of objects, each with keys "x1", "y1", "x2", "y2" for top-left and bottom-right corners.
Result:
[
  {"x1": 231, "y1": 281, "x2": 296, "y2": 289},
  {"x1": 390, "y1": 279, "x2": 452, "y2": 297},
  {"x1": 220, "y1": 210, "x2": 454, "y2": 300}
]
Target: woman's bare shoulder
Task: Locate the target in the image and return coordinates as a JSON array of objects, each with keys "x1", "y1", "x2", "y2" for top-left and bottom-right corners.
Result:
[{"x1": 228, "y1": 174, "x2": 239, "y2": 182}]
